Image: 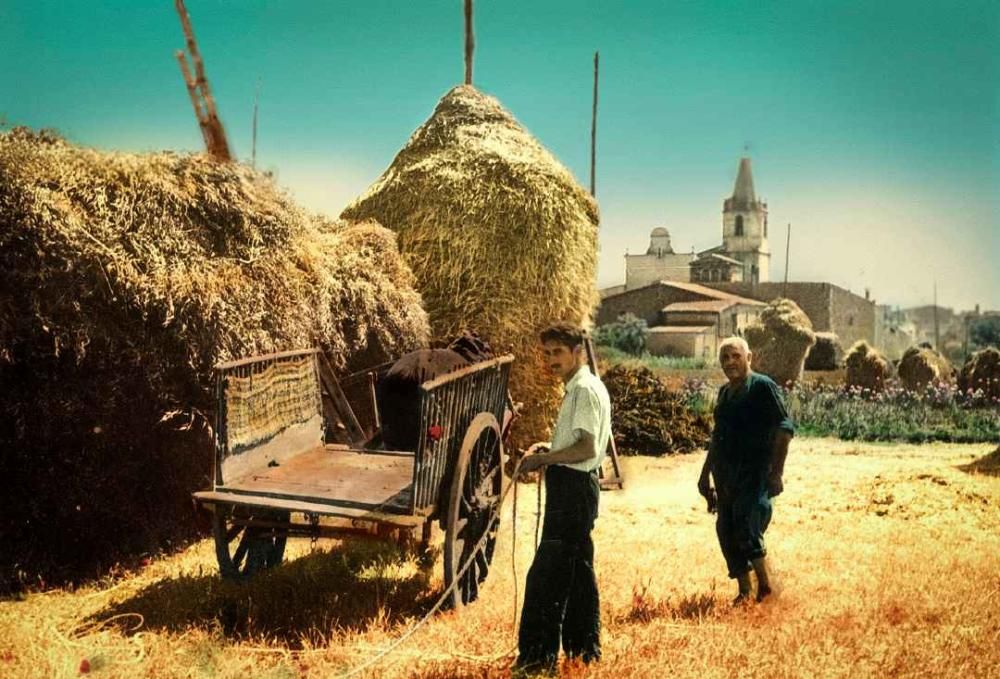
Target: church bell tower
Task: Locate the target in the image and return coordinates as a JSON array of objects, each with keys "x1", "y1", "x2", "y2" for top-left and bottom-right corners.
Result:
[{"x1": 722, "y1": 157, "x2": 770, "y2": 283}]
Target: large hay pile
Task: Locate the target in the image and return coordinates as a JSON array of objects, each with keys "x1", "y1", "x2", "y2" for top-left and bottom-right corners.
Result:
[
  {"x1": 804, "y1": 332, "x2": 843, "y2": 371},
  {"x1": 958, "y1": 346, "x2": 1000, "y2": 399},
  {"x1": 601, "y1": 365, "x2": 712, "y2": 455},
  {"x1": 0, "y1": 128, "x2": 430, "y2": 590},
  {"x1": 744, "y1": 298, "x2": 816, "y2": 386},
  {"x1": 844, "y1": 340, "x2": 892, "y2": 392},
  {"x1": 897, "y1": 345, "x2": 954, "y2": 391},
  {"x1": 341, "y1": 85, "x2": 599, "y2": 448}
]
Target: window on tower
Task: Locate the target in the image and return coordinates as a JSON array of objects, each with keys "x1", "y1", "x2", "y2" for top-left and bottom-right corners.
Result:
[{"x1": 735, "y1": 215, "x2": 744, "y2": 236}]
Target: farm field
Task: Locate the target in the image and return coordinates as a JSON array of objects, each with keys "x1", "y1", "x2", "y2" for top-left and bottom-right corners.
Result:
[{"x1": 1, "y1": 437, "x2": 997, "y2": 678}]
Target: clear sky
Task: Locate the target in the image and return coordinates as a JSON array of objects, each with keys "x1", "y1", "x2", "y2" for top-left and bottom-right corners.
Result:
[{"x1": 3, "y1": 0, "x2": 997, "y2": 311}]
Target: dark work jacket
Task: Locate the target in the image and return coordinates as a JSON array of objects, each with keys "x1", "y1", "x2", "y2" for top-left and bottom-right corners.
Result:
[{"x1": 710, "y1": 372, "x2": 795, "y2": 496}]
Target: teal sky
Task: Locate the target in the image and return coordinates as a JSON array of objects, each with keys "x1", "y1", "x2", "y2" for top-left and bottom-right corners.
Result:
[{"x1": 3, "y1": 1, "x2": 997, "y2": 310}]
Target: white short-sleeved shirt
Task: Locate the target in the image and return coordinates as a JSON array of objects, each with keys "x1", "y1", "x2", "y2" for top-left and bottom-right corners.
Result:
[{"x1": 550, "y1": 365, "x2": 612, "y2": 473}]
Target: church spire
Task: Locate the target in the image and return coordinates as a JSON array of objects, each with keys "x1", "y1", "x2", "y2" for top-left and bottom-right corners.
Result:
[{"x1": 731, "y1": 156, "x2": 756, "y2": 205}]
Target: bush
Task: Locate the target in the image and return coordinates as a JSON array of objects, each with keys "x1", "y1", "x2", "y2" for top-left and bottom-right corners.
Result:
[
  {"x1": 593, "y1": 314, "x2": 649, "y2": 356},
  {"x1": 970, "y1": 316, "x2": 1000, "y2": 349},
  {"x1": 601, "y1": 364, "x2": 712, "y2": 455},
  {"x1": 786, "y1": 380, "x2": 999, "y2": 443}
]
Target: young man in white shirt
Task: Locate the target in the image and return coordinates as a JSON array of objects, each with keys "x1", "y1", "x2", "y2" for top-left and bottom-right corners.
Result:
[{"x1": 514, "y1": 322, "x2": 612, "y2": 674}]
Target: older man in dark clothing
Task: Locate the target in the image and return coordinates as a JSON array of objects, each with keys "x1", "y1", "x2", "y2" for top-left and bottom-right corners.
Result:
[{"x1": 699, "y1": 336, "x2": 795, "y2": 604}]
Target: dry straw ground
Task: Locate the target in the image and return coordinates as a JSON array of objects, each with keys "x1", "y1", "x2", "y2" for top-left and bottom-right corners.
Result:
[{"x1": 1, "y1": 438, "x2": 997, "y2": 678}]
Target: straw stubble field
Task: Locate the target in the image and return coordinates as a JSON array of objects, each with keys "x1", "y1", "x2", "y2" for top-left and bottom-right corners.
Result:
[{"x1": 1, "y1": 438, "x2": 997, "y2": 678}]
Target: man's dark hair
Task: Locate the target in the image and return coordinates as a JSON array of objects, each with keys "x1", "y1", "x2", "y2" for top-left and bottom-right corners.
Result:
[{"x1": 539, "y1": 322, "x2": 585, "y2": 349}]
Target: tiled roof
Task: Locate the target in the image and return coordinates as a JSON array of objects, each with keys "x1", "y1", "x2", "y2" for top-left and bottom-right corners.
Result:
[
  {"x1": 651, "y1": 280, "x2": 765, "y2": 306},
  {"x1": 649, "y1": 325, "x2": 714, "y2": 334},
  {"x1": 663, "y1": 300, "x2": 739, "y2": 313}
]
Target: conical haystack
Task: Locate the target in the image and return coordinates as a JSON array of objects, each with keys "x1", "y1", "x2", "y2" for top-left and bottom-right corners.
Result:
[
  {"x1": 958, "y1": 346, "x2": 1000, "y2": 399},
  {"x1": 897, "y1": 345, "x2": 954, "y2": 391},
  {"x1": 844, "y1": 340, "x2": 892, "y2": 392},
  {"x1": 0, "y1": 128, "x2": 430, "y2": 590},
  {"x1": 342, "y1": 85, "x2": 599, "y2": 447},
  {"x1": 744, "y1": 298, "x2": 816, "y2": 386}
]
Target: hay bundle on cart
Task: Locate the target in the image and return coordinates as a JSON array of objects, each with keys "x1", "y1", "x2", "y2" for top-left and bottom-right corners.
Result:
[
  {"x1": 958, "y1": 346, "x2": 1000, "y2": 400},
  {"x1": 744, "y1": 298, "x2": 816, "y2": 387},
  {"x1": 0, "y1": 128, "x2": 430, "y2": 591},
  {"x1": 342, "y1": 85, "x2": 599, "y2": 448},
  {"x1": 844, "y1": 340, "x2": 892, "y2": 392},
  {"x1": 897, "y1": 345, "x2": 954, "y2": 391}
]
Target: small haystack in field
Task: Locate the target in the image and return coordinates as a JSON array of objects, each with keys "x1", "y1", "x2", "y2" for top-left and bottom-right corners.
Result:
[
  {"x1": 844, "y1": 340, "x2": 892, "y2": 392},
  {"x1": 804, "y1": 332, "x2": 842, "y2": 371},
  {"x1": 342, "y1": 85, "x2": 599, "y2": 447},
  {"x1": 958, "y1": 346, "x2": 1000, "y2": 399},
  {"x1": 744, "y1": 298, "x2": 816, "y2": 386},
  {"x1": 0, "y1": 128, "x2": 430, "y2": 590},
  {"x1": 897, "y1": 345, "x2": 954, "y2": 391}
]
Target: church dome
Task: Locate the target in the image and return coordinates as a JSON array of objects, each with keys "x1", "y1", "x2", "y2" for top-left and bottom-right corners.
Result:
[{"x1": 650, "y1": 226, "x2": 670, "y2": 237}]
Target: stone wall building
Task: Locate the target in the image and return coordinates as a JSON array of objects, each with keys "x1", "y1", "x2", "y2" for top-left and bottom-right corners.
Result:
[
  {"x1": 705, "y1": 281, "x2": 876, "y2": 349},
  {"x1": 622, "y1": 157, "x2": 771, "y2": 290},
  {"x1": 624, "y1": 227, "x2": 695, "y2": 289},
  {"x1": 696, "y1": 157, "x2": 771, "y2": 284},
  {"x1": 601, "y1": 156, "x2": 882, "y2": 359},
  {"x1": 598, "y1": 280, "x2": 765, "y2": 358}
]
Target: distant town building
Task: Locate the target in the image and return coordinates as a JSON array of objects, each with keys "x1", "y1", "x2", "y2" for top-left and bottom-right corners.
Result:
[
  {"x1": 600, "y1": 157, "x2": 907, "y2": 360},
  {"x1": 597, "y1": 280, "x2": 765, "y2": 358},
  {"x1": 623, "y1": 227, "x2": 695, "y2": 289},
  {"x1": 704, "y1": 282, "x2": 876, "y2": 351},
  {"x1": 696, "y1": 157, "x2": 771, "y2": 284},
  {"x1": 622, "y1": 157, "x2": 771, "y2": 289}
]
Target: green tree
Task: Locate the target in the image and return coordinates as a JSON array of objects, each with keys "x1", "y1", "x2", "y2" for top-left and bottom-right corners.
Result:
[
  {"x1": 593, "y1": 313, "x2": 648, "y2": 356},
  {"x1": 969, "y1": 316, "x2": 1000, "y2": 349}
]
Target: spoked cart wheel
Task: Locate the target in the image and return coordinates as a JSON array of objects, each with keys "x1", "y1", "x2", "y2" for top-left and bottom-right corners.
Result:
[
  {"x1": 443, "y1": 412, "x2": 505, "y2": 607},
  {"x1": 212, "y1": 504, "x2": 290, "y2": 579}
]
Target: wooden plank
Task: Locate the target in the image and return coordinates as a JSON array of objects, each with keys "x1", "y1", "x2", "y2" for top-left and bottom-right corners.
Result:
[
  {"x1": 584, "y1": 337, "x2": 625, "y2": 490},
  {"x1": 214, "y1": 348, "x2": 318, "y2": 371},
  {"x1": 419, "y1": 354, "x2": 514, "y2": 392},
  {"x1": 316, "y1": 350, "x2": 367, "y2": 446},
  {"x1": 220, "y1": 415, "x2": 324, "y2": 484},
  {"x1": 220, "y1": 446, "x2": 416, "y2": 515},
  {"x1": 193, "y1": 490, "x2": 427, "y2": 528}
]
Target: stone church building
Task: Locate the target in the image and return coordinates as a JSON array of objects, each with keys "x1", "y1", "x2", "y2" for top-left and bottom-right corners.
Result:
[
  {"x1": 600, "y1": 157, "x2": 877, "y2": 357},
  {"x1": 623, "y1": 157, "x2": 770, "y2": 290}
]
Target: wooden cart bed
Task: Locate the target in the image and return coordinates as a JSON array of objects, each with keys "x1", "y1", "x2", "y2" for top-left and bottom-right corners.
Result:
[{"x1": 194, "y1": 444, "x2": 424, "y2": 527}]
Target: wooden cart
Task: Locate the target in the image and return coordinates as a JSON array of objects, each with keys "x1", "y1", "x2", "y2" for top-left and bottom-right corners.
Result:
[{"x1": 192, "y1": 348, "x2": 514, "y2": 607}]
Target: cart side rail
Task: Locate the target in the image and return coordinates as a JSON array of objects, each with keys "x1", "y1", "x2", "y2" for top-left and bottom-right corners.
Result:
[
  {"x1": 411, "y1": 355, "x2": 514, "y2": 513},
  {"x1": 214, "y1": 349, "x2": 324, "y2": 485}
]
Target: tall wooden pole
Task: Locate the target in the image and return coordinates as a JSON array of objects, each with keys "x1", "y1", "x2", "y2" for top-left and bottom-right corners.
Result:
[
  {"x1": 175, "y1": 0, "x2": 232, "y2": 161},
  {"x1": 783, "y1": 222, "x2": 791, "y2": 298},
  {"x1": 464, "y1": 0, "x2": 474, "y2": 85},
  {"x1": 591, "y1": 51, "x2": 599, "y2": 197},
  {"x1": 933, "y1": 280, "x2": 940, "y2": 348}
]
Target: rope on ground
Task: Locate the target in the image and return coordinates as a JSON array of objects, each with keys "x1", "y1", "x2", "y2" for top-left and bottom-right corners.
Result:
[{"x1": 332, "y1": 456, "x2": 538, "y2": 679}]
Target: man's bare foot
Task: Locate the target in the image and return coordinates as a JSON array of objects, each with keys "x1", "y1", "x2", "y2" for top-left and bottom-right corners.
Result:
[
  {"x1": 756, "y1": 584, "x2": 773, "y2": 602},
  {"x1": 732, "y1": 592, "x2": 752, "y2": 607}
]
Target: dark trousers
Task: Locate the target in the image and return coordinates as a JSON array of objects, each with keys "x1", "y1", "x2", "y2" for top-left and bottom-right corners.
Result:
[
  {"x1": 517, "y1": 465, "x2": 601, "y2": 669},
  {"x1": 716, "y1": 482, "x2": 772, "y2": 578}
]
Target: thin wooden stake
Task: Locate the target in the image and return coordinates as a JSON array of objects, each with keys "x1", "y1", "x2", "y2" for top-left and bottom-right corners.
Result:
[
  {"x1": 591, "y1": 51, "x2": 599, "y2": 196},
  {"x1": 783, "y1": 222, "x2": 791, "y2": 298},
  {"x1": 464, "y1": 0, "x2": 475, "y2": 85},
  {"x1": 251, "y1": 77, "x2": 260, "y2": 168}
]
